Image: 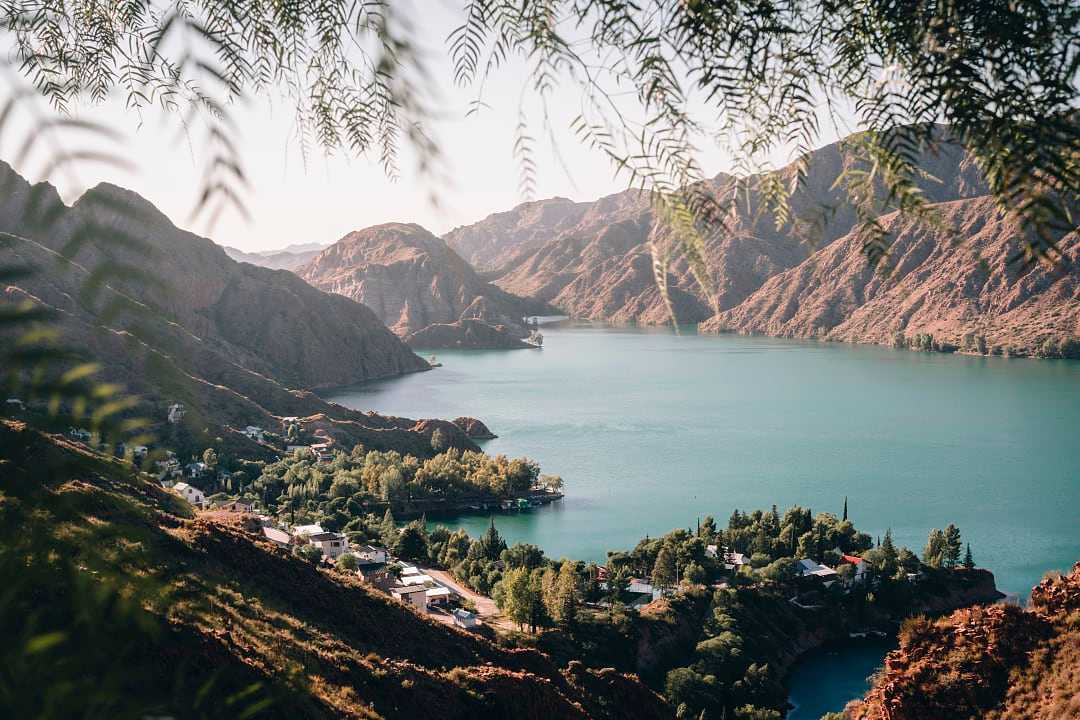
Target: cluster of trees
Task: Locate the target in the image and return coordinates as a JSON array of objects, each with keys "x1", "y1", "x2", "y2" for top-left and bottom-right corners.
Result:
[
  {"x1": 207, "y1": 444, "x2": 560, "y2": 531},
  {"x1": 923, "y1": 524, "x2": 974, "y2": 569}
]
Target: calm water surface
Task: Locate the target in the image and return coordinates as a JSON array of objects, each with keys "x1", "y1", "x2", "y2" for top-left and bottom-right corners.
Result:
[
  {"x1": 329, "y1": 321, "x2": 1080, "y2": 596},
  {"x1": 327, "y1": 321, "x2": 1080, "y2": 715},
  {"x1": 785, "y1": 639, "x2": 896, "y2": 719}
]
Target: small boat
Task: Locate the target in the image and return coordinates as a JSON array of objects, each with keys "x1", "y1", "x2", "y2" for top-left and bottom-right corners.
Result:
[{"x1": 428, "y1": 355, "x2": 443, "y2": 368}]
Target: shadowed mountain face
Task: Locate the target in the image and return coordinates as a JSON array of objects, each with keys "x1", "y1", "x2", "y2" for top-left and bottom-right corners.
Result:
[
  {"x1": 300, "y1": 223, "x2": 549, "y2": 348},
  {"x1": 0, "y1": 163, "x2": 475, "y2": 456}
]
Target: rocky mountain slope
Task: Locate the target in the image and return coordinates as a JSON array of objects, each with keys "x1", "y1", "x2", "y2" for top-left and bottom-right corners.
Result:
[
  {"x1": 1, "y1": 419, "x2": 671, "y2": 719},
  {"x1": 700, "y1": 196, "x2": 1080, "y2": 357},
  {"x1": 449, "y1": 128, "x2": 989, "y2": 326},
  {"x1": 0, "y1": 163, "x2": 473, "y2": 457},
  {"x1": 848, "y1": 561, "x2": 1080, "y2": 720},
  {"x1": 223, "y1": 241, "x2": 329, "y2": 271},
  {"x1": 300, "y1": 223, "x2": 548, "y2": 348}
]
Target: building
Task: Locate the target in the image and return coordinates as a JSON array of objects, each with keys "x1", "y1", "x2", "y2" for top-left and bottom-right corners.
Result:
[
  {"x1": 425, "y1": 587, "x2": 453, "y2": 606},
  {"x1": 293, "y1": 524, "x2": 324, "y2": 537},
  {"x1": 310, "y1": 440, "x2": 334, "y2": 463},
  {"x1": 262, "y1": 526, "x2": 293, "y2": 548},
  {"x1": 185, "y1": 461, "x2": 207, "y2": 479},
  {"x1": 356, "y1": 544, "x2": 389, "y2": 565},
  {"x1": 798, "y1": 558, "x2": 839, "y2": 580},
  {"x1": 840, "y1": 554, "x2": 870, "y2": 583},
  {"x1": 306, "y1": 531, "x2": 348, "y2": 560},
  {"x1": 222, "y1": 499, "x2": 254, "y2": 513},
  {"x1": 391, "y1": 585, "x2": 429, "y2": 612},
  {"x1": 172, "y1": 482, "x2": 206, "y2": 507},
  {"x1": 398, "y1": 573, "x2": 436, "y2": 587},
  {"x1": 242, "y1": 425, "x2": 265, "y2": 442},
  {"x1": 167, "y1": 402, "x2": 186, "y2": 424},
  {"x1": 132, "y1": 445, "x2": 149, "y2": 459},
  {"x1": 452, "y1": 608, "x2": 480, "y2": 629}
]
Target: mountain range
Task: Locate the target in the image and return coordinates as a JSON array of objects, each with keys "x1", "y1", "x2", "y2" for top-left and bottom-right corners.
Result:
[
  {"x1": 299, "y1": 223, "x2": 549, "y2": 348},
  {"x1": 442, "y1": 127, "x2": 1077, "y2": 356},
  {"x1": 0, "y1": 163, "x2": 476, "y2": 458},
  {"x1": 222, "y1": 241, "x2": 330, "y2": 271}
]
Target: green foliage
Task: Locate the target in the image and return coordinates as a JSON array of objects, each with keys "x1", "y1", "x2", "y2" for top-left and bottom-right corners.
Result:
[
  {"x1": 923, "y1": 528, "x2": 947, "y2": 568},
  {"x1": 943, "y1": 525, "x2": 963, "y2": 569},
  {"x1": 651, "y1": 544, "x2": 677, "y2": 588},
  {"x1": 493, "y1": 566, "x2": 546, "y2": 632},
  {"x1": 963, "y1": 543, "x2": 975, "y2": 570},
  {"x1": 336, "y1": 553, "x2": 359, "y2": 571},
  {"x1": 394, "y1": 522, "x2": 429, "y2": 561}
]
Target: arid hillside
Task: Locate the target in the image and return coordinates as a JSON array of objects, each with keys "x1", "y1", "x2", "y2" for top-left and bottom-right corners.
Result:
[
  {"x1": 700, "y1": 196, "x2": 1080, "y2": 357},
  {"x1": 848, "y1": 561, "x2": 1080, "y2": 720},
  {"x1": 0, "y1": 419, "x2": 671, "y2": 719}
]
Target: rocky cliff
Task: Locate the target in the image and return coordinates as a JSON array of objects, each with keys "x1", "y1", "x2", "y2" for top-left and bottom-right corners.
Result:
[
  {"x1": 452, "y1": 127, "x2": 990, "y2": 327},
  {"x1": 700, "y1": 196, "x2": 1080, "y2": 357},
  {"x1": 300, "y1": 223, "x2": 548, "y2": 347},
  {"x1": 848, "y1": 562, "x2": 1080, "y2": 720}
]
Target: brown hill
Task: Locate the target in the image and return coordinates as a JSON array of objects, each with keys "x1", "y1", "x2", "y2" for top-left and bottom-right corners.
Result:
[
  {"x1": 300, "y1": 223, "x2": 549, "y2": 346},
  {"x1": 848, "y1": 561, "x2": 1080, "y2": 720},
  {"x1": 700, "y1": 196, "x2": 1080, "y2": 357},
  {"x1": 0, "y1": 165, "x2": 471, "y2": 457},
  {"x1": 453, "y1": 128, "x2": 988, "y2": 326},
  {"x1": 0, "y1": 419, "x2": 671, "y2": 719},
  {"x1": 0, "y1": 164, "x2": 427, "y2": 390}
]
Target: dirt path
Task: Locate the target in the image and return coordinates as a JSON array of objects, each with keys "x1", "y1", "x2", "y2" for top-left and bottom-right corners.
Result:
[{"x1": 423, "y1": 567, "x2": 512, "y2": 630}]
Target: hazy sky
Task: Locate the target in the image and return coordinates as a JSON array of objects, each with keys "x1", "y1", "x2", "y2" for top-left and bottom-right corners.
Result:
[{"x1": 5, "y1": 1, "x2": 853, "y2": 253}]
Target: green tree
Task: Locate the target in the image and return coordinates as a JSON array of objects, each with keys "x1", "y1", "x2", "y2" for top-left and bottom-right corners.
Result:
[
  {"x1": 963, "y1": 543, "x2": 975, "y2": 569},
  {"x1": 651, "y1": 545, "x2": 677, "y2": 589},
  {"x1": 296, "y1": 544, "x2": 322, "y2": 563},
  {"x1": 683, "y1": 562, "x2": 707, "y2": 585},
  {"x1": 336, "y1": 553, "x2": 359, "y2": 571},
  {"x1": 923, "y1": 529, "x2": 946, "y2": 568},
  {"x1": 544, "y1": 562, "x2": 579, "y2": 628},
  {"x1": 379, "y1": 508, "x2": 398, "y2": 547},
  {"x1": 480, "y1": 518, "x2": 507, "y2": 560},
  {"x1": 494, "y1": 566, "x2": 545, "y2": 632},
  {"x1": 879, "y1": 529, "x2": 899, "y2": 578},
  {"x1": 202, "y1": 448, "x2": 218, "y2": 470},
  {"x1": 734, "y1": 705, "x2": 781, "y2": 720},
  {"x1": 943, "y1": 524, "x2": 963, "y2": 568},
  {"x1": 429, "y1": 428, "x2": 449, "y2": 453},
  {"x1": 395, "y1": 523, "x2": 428, "y2": 561}
]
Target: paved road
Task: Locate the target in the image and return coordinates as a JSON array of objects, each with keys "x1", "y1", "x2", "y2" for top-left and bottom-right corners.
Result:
[{"x1": 423, "y1": 567, "x2": 510, "y2": 629}]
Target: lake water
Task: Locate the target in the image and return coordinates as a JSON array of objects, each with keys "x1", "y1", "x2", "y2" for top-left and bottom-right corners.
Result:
[
  {"x1": 785, "y1": 639, "x2": 895, "y2": 719},
  {"x1": 327, "y1": 321, "x2": 1080, "y2": 715},
  {"x1": 329, "y1": 321, "x2": 1080, "y2": 597}
]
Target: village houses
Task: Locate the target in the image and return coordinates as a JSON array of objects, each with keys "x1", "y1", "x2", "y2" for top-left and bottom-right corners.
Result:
[{"x1": 306, "y1": 531, "x2": 349, "y2": 560}]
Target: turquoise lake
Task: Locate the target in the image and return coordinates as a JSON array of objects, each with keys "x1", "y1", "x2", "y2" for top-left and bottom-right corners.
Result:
[
  {"x1": 327, "y1": 321, "x2": 1080, "y2": 715},
  {"x1": 328, "y1": 321, "x2": 1080, "y2": 598}
]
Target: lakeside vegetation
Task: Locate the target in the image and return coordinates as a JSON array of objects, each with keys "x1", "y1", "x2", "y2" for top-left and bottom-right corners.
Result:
[{"x1": 362, "y1": 500, "x2": 987, "y2": 720}]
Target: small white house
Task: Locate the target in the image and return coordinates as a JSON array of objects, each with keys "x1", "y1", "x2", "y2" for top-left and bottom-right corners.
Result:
[
  {"x1": 798, "y1": 558, "x2": 839, "y2": 579},
  {"x1": 391, "y1": 585, "x2": 429, "y2": 612},
  {"x1": 356, "y1": 544, "x2": 389, "y2": 565},
  {"x1": 306, "y1": 531, "x2": 348, "y2": 560},
  {"x1": 452, "y1": 608, "x2": 480, "y2": 629},
  {"x1": 425, "y1": 587, "x2": 453, "y2": 605},
  {"x1": 185, "y1": 461, "x2": 207, "y2": 479},
  {"x1": 262, "y1": 526, "x2": 293, "y2": 548},
  {"x1": 293, "y1": 524, "x2": 325, "y2": 537},
  {"x1": 172, "y1": 482, "x2": 206, "y2": 507},
  {"x1": 399, "y1": 573, "x2": 436, "y2": 587}
]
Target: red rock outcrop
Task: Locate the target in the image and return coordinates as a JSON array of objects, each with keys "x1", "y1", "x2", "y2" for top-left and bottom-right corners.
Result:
[{"x1": 849, "y1": 562, "x2": 1080, "y2": 720}]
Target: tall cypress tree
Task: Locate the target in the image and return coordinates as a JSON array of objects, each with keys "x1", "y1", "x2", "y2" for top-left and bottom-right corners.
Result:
[
  {"x1": 963, "y1": 543, "x2": 975, "y2": 569},
  {"x1": 842, "y1": 497, "x2": 848, "y2": 522}
]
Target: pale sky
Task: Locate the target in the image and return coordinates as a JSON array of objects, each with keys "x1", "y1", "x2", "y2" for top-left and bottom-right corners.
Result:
[{"x1": 2, "y1": 1, "x2": 855, "y2": 253}]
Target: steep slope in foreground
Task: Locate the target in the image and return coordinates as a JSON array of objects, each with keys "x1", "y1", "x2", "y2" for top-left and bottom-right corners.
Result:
[
  {"x1": 300, "y1": 223, "x2": 549, "y2": 348},
  {"x1": 0, "y1": 419, "x2": 671, "y2": 720},
  {"x1": 848, "y1": 562, "x2": 1080, "y2": 720},
  {"x1": 701, "y1": 197, "x2": 1080, "y2": 357}
]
